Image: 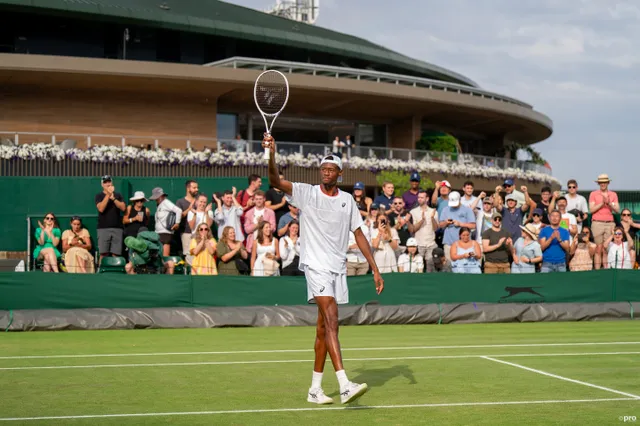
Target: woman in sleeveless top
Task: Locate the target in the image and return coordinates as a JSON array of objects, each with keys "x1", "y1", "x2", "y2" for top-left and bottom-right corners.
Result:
[
  {"x1": 123, "y1": 191, "x2": 150, "y2": 238},
  {"x1": 251, "y1": 221, "x2": 280, "y2": 276},
  {"x1": 450, "y1": 227, "x2": 482, "y2": 274},
  {"x1": 605, "y1": 225, "x2": 634, "y2": 270},
  {"x1": 569, "y1": 226, "x2": 596, "y2": 271},
  {"x1": 280, "y1": 220, "x2": 303, "y2": 276}
]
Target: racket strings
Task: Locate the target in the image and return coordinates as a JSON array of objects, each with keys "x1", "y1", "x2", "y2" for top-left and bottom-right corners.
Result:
[{"x1": 255, "y1": 73, "x2": 288, "y2": 115}]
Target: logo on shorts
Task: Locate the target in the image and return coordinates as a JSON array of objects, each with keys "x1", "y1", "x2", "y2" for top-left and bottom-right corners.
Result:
[{"x1": 319, "y1": 286, "x2": 325, "y2": 293}]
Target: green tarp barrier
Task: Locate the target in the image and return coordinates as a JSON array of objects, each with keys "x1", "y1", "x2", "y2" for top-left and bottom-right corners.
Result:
[{"x1": 1, "y1": 270, "x2": 638, "y2": 311}]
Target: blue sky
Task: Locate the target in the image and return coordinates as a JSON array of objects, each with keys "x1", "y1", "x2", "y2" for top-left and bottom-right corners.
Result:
[{"x1": 232, "y1": 0, "x2": 639, "y2": 190}]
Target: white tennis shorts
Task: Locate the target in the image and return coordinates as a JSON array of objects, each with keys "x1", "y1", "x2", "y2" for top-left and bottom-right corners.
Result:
[{"x1": 304, "y1": 265, "x2": 349, "y2": 304}]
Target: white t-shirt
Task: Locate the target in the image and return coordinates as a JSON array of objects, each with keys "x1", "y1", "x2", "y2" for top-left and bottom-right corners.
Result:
[
  {"x1": 291, "y1": 182, "x2": 363, "y2": 273},
  {"x1": 461, "y1": 195, "x2": 480, "y2": 213},
  {"x1": 187, "y1": 210, "x2": 213, "y2": 234},
  {"x1": 397, "y1": 253, "x2": 424, "y2": 273},
  {"x1": 347, "y1": 224, "x2": 371, "y2": 264},
  {"x1": 410, "y1": 206, "x2": 438, "y2": 248},
  {"x1": 608, "y1": 242, "x2": 632, "y2": 269},
  {"x1": 566, "y1": 194, "x2": 588, "y2": 232}
]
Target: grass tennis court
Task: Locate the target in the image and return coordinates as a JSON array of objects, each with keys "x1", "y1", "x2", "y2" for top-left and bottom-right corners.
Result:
[{"x1": 1, "y1": 322, "x2": 639, "y2": 425}]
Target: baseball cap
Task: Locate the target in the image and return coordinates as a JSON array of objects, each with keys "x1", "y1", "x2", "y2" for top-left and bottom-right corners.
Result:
[
  {"x1": 101, "y1": 175, "x2": 112, "y2": 183},
  {"x1": 354, "y1": 182, "x2": 365, "y2": 190},
  {"x1": 410, "y1": 172, "x2": 421, "y2": 182},
  {"x1": 432, "y1": 248, "x2": 445, "y2": 260},
  {"x1": 505, "y1": 194, "x2": 517, "y2": 203},
  {"x1": 320, "y1": 155, "x2": 342, "y2": 170},
  {"x1": 492, "y1": 211, "x2": 503, "y2": 220},
  {"x1": 370, "y1": 203, "x2": 379, "y2": 210},
  {"x1": 406, "y1": 237, "x2": 418, "y2": 247},
  {"x1": 483, "y1": 197, "x2": 492, "y2": 204},
  {"x1": 533, "y1": 208, "x2": 544, "y2": 216},
  {"x1": 440, "y1": 180, "x2": 452, "y2": 188},
  {"x1": 448, "y1": 191, "x2": 461, "y2": 207},
  {"x1": 504, "y1": 179, "x2": 514, "y2": 186}
]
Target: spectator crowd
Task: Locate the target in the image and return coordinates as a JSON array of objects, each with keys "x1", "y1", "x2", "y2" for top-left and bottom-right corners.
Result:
[{"x1": 32, "y1": 172, "x2": 639, "y2": 276}]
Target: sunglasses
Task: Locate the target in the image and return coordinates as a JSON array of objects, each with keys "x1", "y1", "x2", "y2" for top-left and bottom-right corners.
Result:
[
  {"x1": 614, "y1": 232, "x2": 623, "y2": 236},
  {"x1": 199, "y1": 227, "x2": 209, "y2": 231},
  {"x1": 533, "y1": 214, "x2": 540, "y2": 217},
  {"x1": 622, "y1": 213, "x2": 631, "y2": 217},
  {"x1": 45, "y1": 216, "x2": 54, "y2": 220},
  {"x1": 392, "y1": 202, "x2": 403, "y2": 205},
  {"x1": 493, "y1": 218, "x2": 502, "y2": 222},
  {"x1": 504, "y1": 184, "x2": 512, "y2": 187},
  {"x1": 568, "y1": 185, "x2": 577, "y2": 189}
]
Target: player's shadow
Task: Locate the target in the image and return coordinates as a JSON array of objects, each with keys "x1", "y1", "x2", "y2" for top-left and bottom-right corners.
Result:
[{"x1": 328, "y1": 364, "x2": 417, "y2": 397}]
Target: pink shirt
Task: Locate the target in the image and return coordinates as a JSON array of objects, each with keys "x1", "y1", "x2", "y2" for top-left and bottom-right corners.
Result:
[{"x1": 589, "y1": 190, "x2": 618, "y2": 222}]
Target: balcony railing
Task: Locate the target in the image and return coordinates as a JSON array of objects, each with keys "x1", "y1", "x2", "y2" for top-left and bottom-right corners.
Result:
[{"x1": 0, "y1": 131, "x2": 551, "y2": 175}]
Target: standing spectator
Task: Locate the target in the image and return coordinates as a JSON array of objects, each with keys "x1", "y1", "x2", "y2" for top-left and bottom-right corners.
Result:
[
  {"x1": 499, "y1": 179, "x2": 525, "y2": 208},
  {"x1": 431, "y1": 180, "x2": 452, "y2": 218},
  {"x1": 244, "y1": 191, "x2": 276, "y2": 255},
  {"x1": 189, "y1": 222, "x2": 217, "y2": 275},
  {"x1": 251, "y1": 221, "x2": 280, "y2": 276},
  {"x1": 538, "y1": 210, "x2": 571, "y2": 273},
  {"x1": 605, "y1": 226, "x2": 634, "y2": 270},
  {"x1": 569, "y1": 226, "x2": 596, "y2": 271},
  {"x1": 95, "y1": 175, "x2": 125, "y2": 263},
  {"x1": 439, "y1": 192, "x2": 476, "y2": 263},
  {"x1": 371, "y1": 214, "x2": 399, "y2": 273},
  {"x1": 511, "y1": 224, "x2": 543, "y2": 274},
  {"x1": 123, "y1": 191, "x2": 150, "y2": 239},
  {"x1": 234, "y1": 133, "x2": 247, "y2": 153},
  {"x1": 620, "y1": 208, "x2": 639, "y2": 267},
  {"x1": 589, "y1": 174, "x2": 620, "y2": 269},
  {"x1": 352, "y1": 182, "x2": 373, "y2": 217},
  {"x1": 475, "y1": 197, "x2": 495, "y2": 245},
  {"x1": 482, "y1": 211, "x2": 513, "y2": 274},
  {"x1": 187, "y1": 194, "x2": 214, "y2": 242},
  {"x1": 216, "y1": 226, "x2": 249, "y2": 275},
  {"x1": 332, "y1": 136, "x2": 345, "y2": 158},
  {"x1": 536, "y1": 187, "x2": 553, "y2": 225},
  {"x1": 460, "y1": 181, "x2": 483, "y2": 214},
  {"x1": 397, "y1": 238, "x2": 424, "y2": 273},
  {"x1": 387, "y1": 197, "x2": 414, "y2": 252},
  {"x1": 277, "y1": 203, "x2": 300, "y2": 237},
  {"x1": 149, "y1": 187, "x2": 183, "y2": 257},
  {"x1": 237, "y1": 174, "x2": 263, "y2": 213},
  {"x1": 347, "y1": 224, "x2": 371, "y2": 276},
  {"x1": 62, "y1": 216, "x2": 95, "y2": 274},
  {"x1": 176, "y1": 180, "x2": 199, "y2": 260},
  {"x1": 410, "y1": 190, "x2": 439, "y2": 267},
  {"x1": 373, "y1": 181, "x2": 395, "y2": 211},
  {"x1": 450, "y1": 227, "x2": 482, "y2": 274},
  {"x1": 427, "y1": 248, "x2": 452, "y2": 273},
  {"x1": 280, "y1": 220, "x2": 303, "y2": 276},
  {"x1": 530, "y1": 208, "x2": 546, "y2": 233},
  {"x1": 34, "y1": 213, "x2": 61, "y2": 273},
  {"x1": 213, "y1": 188, "x2": 244, "y2": 242},
  {"x1": 365, "y1": 203, "x2": 380, "y2": 236},
  {"x1": 550, "y1": 194, "x2": 578, "y2": 238},
  {"x1": 494, "y1": 186, "x2": 535, "y2": 241},
  {"x1": 402, "y1": 172, "x2": 421, "y2": 210},
  {"x1": 266, "y1": 171, "x2": 290, "y2": 226},
  {"x1": 565, "y1": 179, "x2": 589, "y2": 231}
]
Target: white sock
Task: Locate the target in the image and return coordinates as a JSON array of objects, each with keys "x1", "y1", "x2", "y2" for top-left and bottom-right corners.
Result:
[
  {"x1": 336, "y1": 369, "x2": 349, "y2": 389},
  {"x1": 311, "y1": 371, "x2": 323, "y2": 389}
]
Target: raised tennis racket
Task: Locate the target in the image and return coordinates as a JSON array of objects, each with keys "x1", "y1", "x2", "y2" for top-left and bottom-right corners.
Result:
[{"x1": 254, "y1": 70, "x2": 289, "y2": 159}]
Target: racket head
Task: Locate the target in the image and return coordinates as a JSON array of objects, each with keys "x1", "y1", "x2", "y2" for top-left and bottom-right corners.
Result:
[{"x1": 254, "y1": 70, "x2": 289, "y2": 121}]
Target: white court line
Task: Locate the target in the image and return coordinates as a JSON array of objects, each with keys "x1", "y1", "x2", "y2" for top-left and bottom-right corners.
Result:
[
  {"x1": 2, "y1": 341, "x2": 640, "y2": 360},
  {"x1": 2, "y1": 351, "x2": 639, "y2": 371},
  {"x1": 482, "y1": 356, "x2": 640, "y2": 400},
  {"x1": 0, "y1": 397, "x2": 636, "y2": 422}
]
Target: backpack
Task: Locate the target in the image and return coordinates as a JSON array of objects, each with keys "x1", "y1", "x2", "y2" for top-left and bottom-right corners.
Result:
[{"x1": 125, "y1": 232, "x2": 163, "y2": 268}]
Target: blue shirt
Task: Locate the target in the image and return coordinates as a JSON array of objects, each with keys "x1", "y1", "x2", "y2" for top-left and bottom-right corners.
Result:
[
  {"x1": 539, "y1": 226, "x2": 570, "y2": 264},
  {"x1": 277, "y1": 212, "x2": 296, "y2": 232},
  {"x1": 440, "y1": 205, "x2": 476, "y2": 245},
  {"x1": 435, "y1": 196, "x2": 449, "y2": 218},
  {"x1": 373, "y1": 194, "x2": 393, "y2": 210}
]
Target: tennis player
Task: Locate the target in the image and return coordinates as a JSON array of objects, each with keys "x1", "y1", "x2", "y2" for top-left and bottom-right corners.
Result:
[{"x1": 262, "y1": 134, "x2": 384, "y2": 405}]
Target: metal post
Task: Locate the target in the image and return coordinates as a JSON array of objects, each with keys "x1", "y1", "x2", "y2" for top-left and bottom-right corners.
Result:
[
  {"x1": 87, "y1": 136, "x2": 91, "y2": 148},
  {"x1": 154, "y1": 139, "x2": 159, "y2": 149},
  {"x1": 299, "y1": 144, "x2": 304, "y2": 155},
  {"x1": 389, "y1": 149, "x2": 393, "y2": 159},
  {"x1": 247, "y1": 114, "x2": 254, "y2": 141},
  {"x1": 187, "y1": 140, "x2": 191, "y2": 150},
  {"x1": 51, "y1": 135, "x2": 56, "y2": 145},
  {"x1": 15, "y1": 133, "x2": 19, "y2": 145},
  {"x1": 121, "y1": 137, "x2": 126, "y2": 150}
]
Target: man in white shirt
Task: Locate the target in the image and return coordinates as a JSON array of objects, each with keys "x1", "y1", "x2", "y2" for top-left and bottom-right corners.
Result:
[
  {"x1": 460, "y1": 181, "x2": 483, "y2": 214},
  {"x1": 564, "y1": 179, "x2": 589, "y2": 232},
  {"x1": 409, "y1": 190, "x2": 439, "y2": 267},
  {"x1": 263, "y1": 134, "x2": 383, "y2": 406},
  {"x1": 149, "y1": 187, "x2": 183, "y2": 257},
  {"x1": 346, "y1": 224, "x2": 371, "y2": 276}
]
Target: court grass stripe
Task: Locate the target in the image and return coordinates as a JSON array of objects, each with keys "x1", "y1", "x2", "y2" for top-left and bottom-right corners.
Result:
[
  {"x1": 2, "y1": 341, "x2": 640, "y2": 360},
  {"x1": 482, "y1": 356, "x2": 640, "y2": 399},
  {"x1": 1, "y1": 351, "x2": 639, "y2": 371},
  {"x1": 0, "y1": 398, "x2": 636, "y2": 422}
]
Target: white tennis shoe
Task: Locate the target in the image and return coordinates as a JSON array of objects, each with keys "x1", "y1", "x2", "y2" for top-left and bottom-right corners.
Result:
[
  {"x1": 307, "y1": 387, "x2": 334, "y2": 405},
  {"x1": 340, "y1": 382, "x2": 368, "y2": 404}
]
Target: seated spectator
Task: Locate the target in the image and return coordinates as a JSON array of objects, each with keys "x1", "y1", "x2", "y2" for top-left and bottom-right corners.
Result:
[
  {"x1": 569, "y1": 226, "x2": 596, "y2": 271},
  {"x1": 347, "y1": 224, "x2": 371, "y2": 276},
  {"x1": 280, "y1": 220, "x2": 303, "y2": 276},
  {"x1": 149, "y1": 187, "x2": 183, "y2": 257},
  {"x1": 482, "y1": 211, "x2": 513, "y2": 274},
  {"x1": 216, "y1": 226, "x2": 249, "y2": 275},
  {"x1": 61, "y1": 216, "x2": 95, "y2": 274},
  {"x1": 539, "y1": 210, "x2": 571, "y2": 273},
  {"x1": 450, "y1": 227, "x2": 482, "y2": 274},
  {"x1": 251, "y1": 221, "x2": 280, "y2": 276},
  {"x1": 277, "y1": 203, "x2": 300, "y2": 237},
  {"x1": 397, "y1": 238, "x2": 424, "y2": 273},
  {"x1": 620, "y1": 208, "x2": 639, "y2": 267},
  {"x1": 244, "y1": 191, "x2": 276, "y2": 255},
  {"x1": 124, "y1": 229, "x2": 174, "y2": 275},
  {"x1": 605, "y1": 226, "x2": 635, "y2": 269},
  {"x1": 190, "y1": 222, "x2": 217, "y2": 275},
  {"x1": 512, "y1": 224, "x2": 543, "y2": 274},
  {"x1": 123, "y1": 191, "x2": 150, "y2": 239},
  {"x1": 34, "y1": 213, "x2": 61, "y2": 273},
  {"x1": 371, "y1": 214, "x2": 399, "y2": 273},
  {"x1": 427, "y1": 247, "x2": 452, "y2": 273}
]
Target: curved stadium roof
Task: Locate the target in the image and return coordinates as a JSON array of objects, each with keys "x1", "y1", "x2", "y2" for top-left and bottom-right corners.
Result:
[{"x1": 0, "y1": 0, "x2": 479, "y2": 87}]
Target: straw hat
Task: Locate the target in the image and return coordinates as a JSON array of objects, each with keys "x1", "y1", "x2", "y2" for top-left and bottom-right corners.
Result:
[
  {"x1": 595, "y1": 174, "x2": 611, "y2": 183},
  {"x1": 519, "y1": 223, "x2": 539, "y2": 240}
]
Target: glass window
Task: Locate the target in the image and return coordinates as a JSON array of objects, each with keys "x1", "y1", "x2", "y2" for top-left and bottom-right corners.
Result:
[{"x1": 217, "y1": 114, "x2": 238, "y2": 140}]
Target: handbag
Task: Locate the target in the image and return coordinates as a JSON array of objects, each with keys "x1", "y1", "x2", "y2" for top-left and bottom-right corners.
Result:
[
  {"x1": 235, "y1": 258, "x2": 250, "y2": 275},
  {"x1": 165, "y1": 210, "x2": 177, "y2": 230}
]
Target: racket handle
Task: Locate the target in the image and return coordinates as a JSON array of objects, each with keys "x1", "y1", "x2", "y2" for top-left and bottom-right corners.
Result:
[{"x1": 263, "y1": 147, "x2": 270, "y2": 160}]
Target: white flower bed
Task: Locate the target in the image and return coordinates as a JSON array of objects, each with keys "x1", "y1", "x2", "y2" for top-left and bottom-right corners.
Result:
[{"x1": 0, "y1": 143, "x2": 560, "y2": 184}]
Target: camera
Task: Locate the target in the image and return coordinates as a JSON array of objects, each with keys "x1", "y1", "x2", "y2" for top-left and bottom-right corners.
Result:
[
  {"x1": 578, "y1": 232, "x2": 587, "y2": 241},
  {"x1": 380, "y1": 219, "x2": 386, "y2": 225}
]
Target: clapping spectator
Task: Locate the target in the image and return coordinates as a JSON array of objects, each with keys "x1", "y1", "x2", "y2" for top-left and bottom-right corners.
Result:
[
  {"x1": 216, "y1": 226, "x2": 249, "y2": 275},
  {"x1": 123, "y1": 191, "x2": 150, "y2": 239},
  {"x1": 482, "y1": 211, "x2": 513, "y2": 274},
  {"x1": 176, "y1": 180, "x2": 199, "y2": 260},
  {"x1": 371, "y1": 214, "x2": 399, "y2": 273},
  {"x1": 511, "y1": 224, "x2": 542, "y2": 274},
  {"x1": 605, "y1": 226, "x2": 634, "y2": 269},
  {"x1": 237, "y1": 174, "x2": 263, "y2": 213},
  {"x1": 244, "y1": 190, "x2": 276, "y2": 255},
  {"x1": 189, "y1": 222, "x2": 217, "y2": 275},
  {"x1": 34, "y1": 213, "x2": 61, "y2": 273},
  {"x1": 397, "y1": 238, "x2": 424, "y2": 273},
  {"x1": 539, "y1": 210, "x2": 571, "y2": 273},
  {"x1": 251, "y1": 221, "x2": 280, "y2": 276},
  {"x1": 277, "y1": 202, "x2": 300, "y2": 237},
  {"x1": 213, "y1": 188, "x2": 244, "y2": 242},
  {"x1": 149, "y1": 187, "x2": 183, "y2": 256},
  {"x1": 388, "y1": 197, "x2": 414, "y2": 253},
  {"x1": 494, "y1": 186, "x2": 535, "y2": 241},
  {"x1": 589, "y1": 174, "x2": 620, "y2": 269},
  {"x1": 280, "y1": 220, "x2": 302, "y2": 276},
  {"x1": 61, "y1": 216, "x2": 95, "y2": 273},
  {"x1": 410, "y1": 190, "x2": 439, "y2": 267},
  {"x1": 550, "y1": 193, "x2": 578, "y2": 238},
  {"x1": 565, "y1": 180, "x2": 589, "y2": 231},
  {"x1": 187, "y1": 194, "x2": 213, "y2": 239},
  {"x1": 95, "y1": 175, "x2": 125, "y2": 263},
  {"x1": 439, "y1": 191, "x2": 476, "y2": 263},
  {"x1": 347, "y1": 224, "x2": 371, "y2": 276},
  {"x1": 373, "y1": 181, "x2": 395, "y2": 211},
  {"x1": 620, "y1": 208, "x2": 639, "y2": 267},
  {"x1": 450, "y1": 227, "x2": 482, "y2": 274},
  {"x1": 569, "y1": 226, "x2": 596, "y2": 271}
]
